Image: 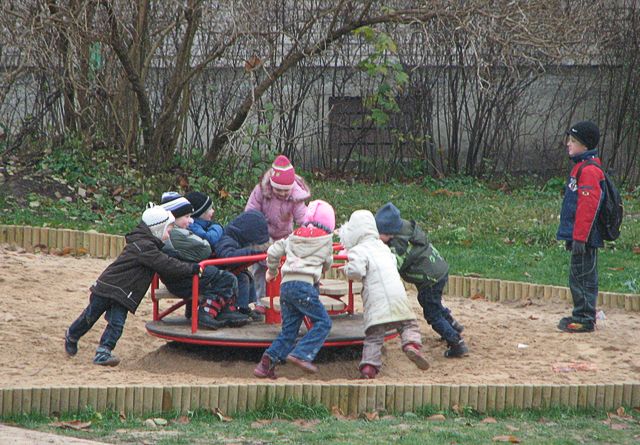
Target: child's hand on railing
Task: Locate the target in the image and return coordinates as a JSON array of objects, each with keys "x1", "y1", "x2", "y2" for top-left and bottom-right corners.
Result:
[{"x1": 265, "y1": 269, "x2": 277, "y2": 282}]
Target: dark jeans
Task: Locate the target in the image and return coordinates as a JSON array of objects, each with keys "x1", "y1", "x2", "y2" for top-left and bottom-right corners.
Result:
[
  {"x1": 569, "y1": 246, "x2": 598, "y2": 324},
  {"x1": 236, "y1": 270, "x2": 257, "y2": 309},
  {"x1": 67, "y1": 293, "x2": 129, "y2": 351},
  {"x1": 164, "y1": 265, "x2": 237, "y2": 303},
  {"x1": 417, "y1": 274, "x2": 460, "y2": 344},
  {"x1": 266, "y1": 281, "x2": 332, "y2": 363}
]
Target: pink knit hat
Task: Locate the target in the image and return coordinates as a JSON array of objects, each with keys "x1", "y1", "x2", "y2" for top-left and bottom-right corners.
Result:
[
  {"x1": 269, "y1": 155, "x2": 296, "y2": 190},
  {"x1": 303, "y1": 199, "x2": 335, "y2": 232}
]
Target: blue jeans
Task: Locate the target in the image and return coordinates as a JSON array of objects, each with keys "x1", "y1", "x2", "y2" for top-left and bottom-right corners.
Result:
[
  {"x1": 569, "y1": 246, "x2": 598, "y2": 324},
  {"x1": 265, "y1": 281, "x2": 332, "y2": 363},
  {"x1": 67, "y1": 293, "x2": 129, "y2": 351},
  {"x1": 417, "y1": 274, "x2": 460, "y2": 344},
  {"x1": 164, "y1": 265, "x2": 237, "y2": 303},
  {"x1": 236, "y1": 270, "x2": 257, "y2": 309}
]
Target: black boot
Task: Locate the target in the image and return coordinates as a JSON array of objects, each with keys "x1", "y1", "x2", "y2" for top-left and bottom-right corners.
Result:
[
  {"x1": 239, "y1": 306, "x2": 264, "y2": 322},
  {"x1": 216, "y1": 303, "x2": 250, "y2": 327},
  {"x1": 198, "y1": 299, "x2": 226, "y2": 329},
  {"x1": 444, "y1": 339, "x2": 469, "y2": 358}
]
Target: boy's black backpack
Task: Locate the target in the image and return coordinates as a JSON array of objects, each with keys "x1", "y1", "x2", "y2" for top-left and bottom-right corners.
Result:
[{"x1": 576, "y1": 160, "x2": 624, "y2": 241}]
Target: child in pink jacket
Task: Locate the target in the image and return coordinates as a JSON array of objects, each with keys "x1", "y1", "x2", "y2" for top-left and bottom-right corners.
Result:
[{"x1": 245, "y1": 155, "x2": 311, "y2": 311}]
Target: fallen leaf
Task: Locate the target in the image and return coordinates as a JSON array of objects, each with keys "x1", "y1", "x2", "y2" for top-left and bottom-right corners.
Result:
[
  {"x1": 75, "y1": 247, "x2": 89, "y2": 256},
  {"x1": 49, "y1": 420, "x2": 91, "y2": 430},
  {"x1": 331, "y1": 406, "x2": 347, "y2": 420},
  {"x1": 359, "y1": 411, "x2": 379, "y2": 421},
  {"x1": 471, "y1": 293, "x2": 486, "y2": 300},
  {"x1": 616, "y1": 407, "x2": 629, "y2": 418},
  {"x1": 219, "y1": 189, "x2": 230, "y2": 199},
  {"x1": 119, "y1": 410, "x2": 126, "y2": 422},
  {"x1": 482, "y1": 417, "x2": 498, "y2": 423},
  {"x1": 492, "y1": 435, "x2": 521, "y2": 443},
  {"x1": 112, "y1": 185, "x2": 125, "y2": 196},
  {"x1": 528, "y1": 315, "x2": 539, "y2": 320},
  {"x1": 173, "y1": 415, "x2": 190, "y2": 424},
  {"x1": 607, "y1": 267, "x2": 625, "y2": 271},
  {"x1": 632, "y1": 246, "x2": 640, "y2": 254},
  {"x1": 518, "y1": 299, "x2": 533, "y2": 308},
  {"x1": 451, "y1": 404, "x2": 462, "y2": 415},
  {"x1": 427, "y1": 414, "x2": 446, "y2": 421},
  {"x1": 212, "y1": 407, "x2": 232, "y2": 422},
  {"x1": 502, "y1": 237, "x2": 515, "y2": 245},
  {"x1": 62, "y1": 247, "x2": 74, "y2": 256}
]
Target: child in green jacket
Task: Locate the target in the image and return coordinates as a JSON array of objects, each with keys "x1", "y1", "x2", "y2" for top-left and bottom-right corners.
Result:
[{"x1": 375, "y1": 202, "x2": 468, "y2": 358}]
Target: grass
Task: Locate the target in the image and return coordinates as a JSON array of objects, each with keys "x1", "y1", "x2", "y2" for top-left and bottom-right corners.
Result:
[
  {"x1": 2, "y1": 402, "x2": 639, "y2": 444},
  {"x1": 1, "y1": 173, "x2": 639, "y2": 293}
]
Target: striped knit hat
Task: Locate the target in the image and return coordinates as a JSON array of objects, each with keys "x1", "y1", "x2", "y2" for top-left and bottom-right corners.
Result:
[
  {"x1": 161, "y1": 196, "x2": 193, "y2": 218},
  {"x1": 269, "y1": 155, "x2": 295, "y2": 190}
]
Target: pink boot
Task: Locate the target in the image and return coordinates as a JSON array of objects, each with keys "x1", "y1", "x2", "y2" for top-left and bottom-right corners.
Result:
[
  {"x1": 254, "y1": 354, "x2": 277, "y2": 379},
  {"x1": 287, "y1": 355, "x2": 318, "y2": 374},
  {"x1": 359, "y1": 364, "x2": 379, "y2": 379},
  {"x1": 403, "y1": 343, "x2": 430, "y2": 370}
]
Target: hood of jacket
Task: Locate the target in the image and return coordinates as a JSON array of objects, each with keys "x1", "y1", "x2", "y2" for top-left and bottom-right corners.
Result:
[
  {"x1": 339, "y1": 210, "x2": 379, "y2": 249},
  {"x1": 224, "y1": 210, "x2": 269, "y2": 247},
  {"x1": 125, "y1": 222, "x2": 164, "y2": 248}
]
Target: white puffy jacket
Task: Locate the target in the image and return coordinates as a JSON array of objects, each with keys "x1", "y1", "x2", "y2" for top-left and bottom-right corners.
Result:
[{"x1": 339, "y1": 210, "x2": 416, "y2": 331}]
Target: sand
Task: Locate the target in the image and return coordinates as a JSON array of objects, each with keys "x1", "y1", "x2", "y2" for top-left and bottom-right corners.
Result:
[{"x1": 1, "y1": 245, "x2": 639, "y2": 388}]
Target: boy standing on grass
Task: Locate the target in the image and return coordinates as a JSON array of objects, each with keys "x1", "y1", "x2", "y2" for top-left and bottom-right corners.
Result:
[
  {"x1": 64, "y1": 206, "x2": 202, "y2": 366},
  {"x1": 556, "y1": 121, "x2": 605, "y2": 333},
  {"x1": 339, "y1": 209, "x2": 431, "y2": 379},
  {"x1": 375, "y1": 202, "x2": 468, "y2": 358}
]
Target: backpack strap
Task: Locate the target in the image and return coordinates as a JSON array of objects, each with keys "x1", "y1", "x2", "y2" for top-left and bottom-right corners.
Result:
[{"x1": 576, "y1": 159, "x2": 603, "y2": 183}]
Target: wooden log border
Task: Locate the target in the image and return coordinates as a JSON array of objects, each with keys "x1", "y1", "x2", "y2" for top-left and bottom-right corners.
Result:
[
  {"x1": 0, "y1": 383, "x2": 639, "y2": 417},
  {"x1": 1, "y1": 225, "x2": 639, "y2": 417}
]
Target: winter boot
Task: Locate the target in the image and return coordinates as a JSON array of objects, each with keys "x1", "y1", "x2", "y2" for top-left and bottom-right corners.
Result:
[
  {"x1": 403, "y1": 343, "x2": 430, "y2": 370},
  {"x1": 359, "y1": 364, "x2": 379, "y2": 379},
  {"x1": 93, "y1": 346, "x2": 120, "y2": 366},
  {"x1": 254, "y1": 354, "x2": 277, "y2": 379},
  {"x1": 64, "y1": 330, "x2": 78, "y2": 357},
  {"x1": 239, "y1": 306, "x2": 264, "y2": 322},
  {"x1": 287, "y1": 354, "x2": 318, "y2": 374},
  {"x1": 198, "y1": 299, "x2": 226, "y2": 329},
  {"x1": 216, "y1": 303, "x2": 250, "y2": 327},
  {"x1": 558, "y1": 318, "x2": 594, "y2": 333},
  {"x1": 444, "y1": 339, "x2": 469, "y2": 358}
]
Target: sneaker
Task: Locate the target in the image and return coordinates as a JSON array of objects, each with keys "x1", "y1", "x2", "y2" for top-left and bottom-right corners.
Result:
[
  {"x1": 197, "y1": 306, "x2": 226, "y2": 330},
  {"x1": 93, "y1": 347, "x2": 120, "y2": 366},
  {"x1": 64, "y1": 330, "x2": 78, "y2": 357},
  {"x1": 216, "y1": 305, "x2": 250, "y2": 328},
  {"x1": 403, "y1": 344, "x2": 430, "y2": 370},
  {"x1": 444, "y1": 339, "x2": 469, "y2": 358},
  {"x1": 558, "y1": 321, "x2": 594, "y2": 333},
  {"x1": 287, "y1": 355, "x2": 318, "y2": 374},
  {"x1": 239, "y1": 307, "x2": 264, "y2": 322},
  {"x1": 557, "y1": 316, "x2": 573, "y2": 331},
  {"x1": 359, "y1": 364, "x2": 379, "y2": 379},
  {"x1": 254, "y1": 354, "x2": 277, "y2": 379}
]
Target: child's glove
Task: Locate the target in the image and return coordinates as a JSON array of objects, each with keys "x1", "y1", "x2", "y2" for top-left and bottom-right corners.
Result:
[
  {"x1": 192, "y1": 264, "x2": 204, "y2": 277},
  {"x1": 571, "y1": 241, "x2": 586, "y2": 255}
]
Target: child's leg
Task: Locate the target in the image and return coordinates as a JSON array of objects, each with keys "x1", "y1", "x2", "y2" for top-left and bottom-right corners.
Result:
[
  {"x1": 359, "y1": 323, "x2": 387, "y2": 376},
  {"x1": 67, "y1": 293, "x2": 111, "y2": 343},
  {"x1": 567, "y1": 247, "x2": 598, "y2": 327},
  {"x1": 264, "y1": 282, "x2": 305, "y2": 363},
  {"x1": 417, "y1": 275, "x2": 461, "y2": 344},
  {"x1": 397, "y1": 319, "x2": 430, "y2": 370},
  {"x1": 287, "y1": 282, "x2": 332, "y2": 365}
]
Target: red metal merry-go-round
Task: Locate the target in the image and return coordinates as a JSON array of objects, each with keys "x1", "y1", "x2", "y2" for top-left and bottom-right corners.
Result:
[{"x1": 145, "y1": 246, "x2": 397, "y2": 348}]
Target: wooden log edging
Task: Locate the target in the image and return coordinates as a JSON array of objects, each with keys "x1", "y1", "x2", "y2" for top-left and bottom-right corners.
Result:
[
  {"x1": 1, "y1": 224, "x2": 639, "y2": 312},
  {"x1": 1, "y1": 383, "x2": 639, "y2": 417}
]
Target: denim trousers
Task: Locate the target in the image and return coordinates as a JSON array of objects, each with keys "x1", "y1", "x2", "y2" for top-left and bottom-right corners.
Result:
[
  {"x1": 165, "y1": 265, "x2": 237, "y2": 303},
  {"x1": 360, "y1": 319, "x2": 422, "y2": 370},
  {"x1": 569, "y1": 246, "x2": 598, "y2": 324},
  {"x1": 417, "y1": 274, "x2": 460, "y2": 344},
  {"x1": 236, "y1": 270, "x2": 257, "y2": 309},
  {"x1": 67, "y1": 293, "x2": 129, "y2": 351},
  {"x1": 265, "y1": 281, "x2": 332, "y2": 363}
]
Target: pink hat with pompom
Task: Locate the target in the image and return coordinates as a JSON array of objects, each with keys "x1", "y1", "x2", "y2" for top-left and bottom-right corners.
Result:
[
  {"x1": 303, "y1": 199, "x2": 335, "y2": 232},
  {"x1": 269, "y1": 155, "x2": 296, "y2": 190}
]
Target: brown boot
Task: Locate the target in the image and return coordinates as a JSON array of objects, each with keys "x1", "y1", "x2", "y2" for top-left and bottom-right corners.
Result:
[
  {"x1": 359, "y1": 364, "x2": 379, "y2": 379},
  {"x1": 254, "y1": 354, "x2": 277, "y2": 379},
  {"x1": 403, "y1": 343, "x2": 430, "y2": 370}
]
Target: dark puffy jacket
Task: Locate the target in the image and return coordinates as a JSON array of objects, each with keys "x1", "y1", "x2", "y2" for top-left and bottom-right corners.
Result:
[
  {"x1": 90, "y1": 222, "x2": 196, "y2": 313},
  {"x1": 387, "y1": 219, "x2": 449, "y2": 289},
  {"x1": 214, "y1": 210, "x2": 270, "y2": 258}
]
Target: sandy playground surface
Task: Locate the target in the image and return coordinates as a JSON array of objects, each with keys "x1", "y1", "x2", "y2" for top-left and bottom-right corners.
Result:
[{"x1": 1, "y1": 245, "x2": 639, "y2": 389}]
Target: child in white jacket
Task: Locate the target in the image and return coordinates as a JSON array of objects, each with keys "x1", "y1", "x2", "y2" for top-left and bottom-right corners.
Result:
[
  {"x1": 253, "y1": 200, "x2": 335, "y2": 379},
  {"x1": 339, "y1": 210, "x2": 430, "y2": 379}
]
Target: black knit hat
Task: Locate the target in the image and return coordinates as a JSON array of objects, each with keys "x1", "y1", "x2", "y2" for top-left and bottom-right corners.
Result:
[
  {"x1": 567, "y1": 121, "x2": 600, "y2": 150},
  {"x1": 186, "y1": 191, "x2": 212, "y2": 219},
  {"x1": 375, "y1": 202, "x2": 403, "y2": 235}
]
